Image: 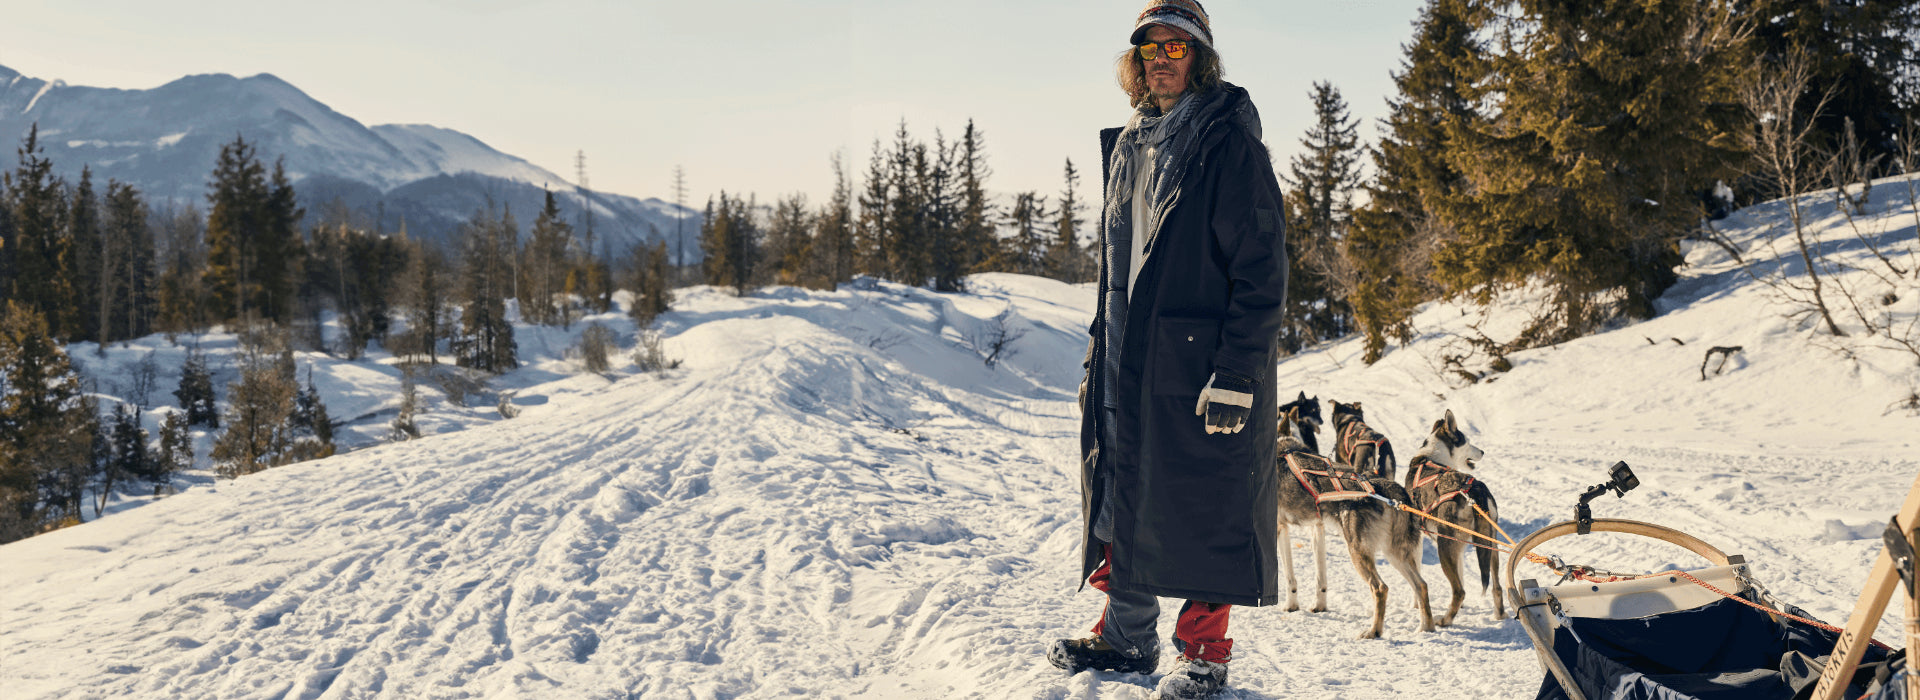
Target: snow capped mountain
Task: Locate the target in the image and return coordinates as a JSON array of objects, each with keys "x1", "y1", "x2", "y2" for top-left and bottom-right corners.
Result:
[{"x1": 0, "y1": 63, "x2": 694, "y2": 252}]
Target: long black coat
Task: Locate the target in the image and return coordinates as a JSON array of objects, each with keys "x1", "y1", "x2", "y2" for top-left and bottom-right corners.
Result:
[{"x1": 1078, "y1": 84, "x2": 1288, "y2": 607}]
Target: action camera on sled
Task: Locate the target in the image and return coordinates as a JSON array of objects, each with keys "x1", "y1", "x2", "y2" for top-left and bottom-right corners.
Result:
[{"x1": 1574, "y1": 461, "x2": 1639, "y2": 535}]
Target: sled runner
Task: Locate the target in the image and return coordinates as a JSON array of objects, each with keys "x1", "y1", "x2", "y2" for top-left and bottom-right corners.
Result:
[{"x1": 1506, "y1": 464, "x2": 1919, "y2": 700}]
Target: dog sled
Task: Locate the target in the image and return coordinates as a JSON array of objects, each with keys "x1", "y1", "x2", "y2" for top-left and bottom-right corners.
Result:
[{"x1": 1506, "y1": 463, "x2": 1918, "y2": 700}]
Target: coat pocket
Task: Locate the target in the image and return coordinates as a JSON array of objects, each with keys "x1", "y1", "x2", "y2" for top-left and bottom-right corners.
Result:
[{"x1": 1151, "y1": 317, "x2": 1221, "y2": 396}]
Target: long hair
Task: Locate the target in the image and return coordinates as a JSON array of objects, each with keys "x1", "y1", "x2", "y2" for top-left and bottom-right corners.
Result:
[{"x1": 1114, "y1": 41, "x2": 1224, "y2": 109}]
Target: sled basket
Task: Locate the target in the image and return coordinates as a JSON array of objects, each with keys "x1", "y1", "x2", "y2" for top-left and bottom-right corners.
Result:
[{"x1": 1508, "y1": 518, "x2": 1901, "y2": 700}]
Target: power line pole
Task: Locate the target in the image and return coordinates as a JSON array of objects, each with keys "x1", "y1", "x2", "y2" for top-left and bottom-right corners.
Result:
[
  {"x1": 673, "y1": 165, "x2": 687, "y2": 270},
  {"x1": 575, "y1": 150, "x2": 593, "y2": 257}
]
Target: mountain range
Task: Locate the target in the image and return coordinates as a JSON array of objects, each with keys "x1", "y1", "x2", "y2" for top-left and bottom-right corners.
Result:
[{"x1": 0, "y1": 63, "x2": 698, "y2": 257}]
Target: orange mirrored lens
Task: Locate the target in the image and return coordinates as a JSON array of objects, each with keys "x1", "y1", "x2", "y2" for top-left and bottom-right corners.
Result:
[{"x1": 1137, "y1": 41, "x2": 1189, "y2": 60}]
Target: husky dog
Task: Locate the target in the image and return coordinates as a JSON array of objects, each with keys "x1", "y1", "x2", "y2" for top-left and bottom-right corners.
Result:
[
  {"x1": 1403, "y1": 409, "x2": 1506, "y2": 626},
  {"x1": 1276, "y1": 406, "x2": 1434, "y2": 639},
  {"x1": 1330, "y1": 400, "x2": 1398, "y2": 481},
  {"x1": 1278, "y1": 391, "x2": 1323, "y2": 454}
]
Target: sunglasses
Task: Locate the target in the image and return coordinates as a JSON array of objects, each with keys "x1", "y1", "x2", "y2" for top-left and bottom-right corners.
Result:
[{"x1": 1136, "y1": 40, "x2": 1190, "y2": 61}]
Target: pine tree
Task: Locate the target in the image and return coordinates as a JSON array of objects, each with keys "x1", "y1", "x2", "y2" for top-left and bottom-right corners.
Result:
[
  {"x1": 0, "y1": 301, "x2": 97, "y2": 540},
  {"x1": 700, "y1": 193, "x2": 759, "y2": 295},
  {"x1": 154, "y1": 204, "x2": 208, "y2": 340},
  {"x1": 210, "y1": 324, "x2": 298, "y2": 477},
  {"x1": 398, "y1": 238, "x2": 450, "y2": 365},
  {"x1": 811, "y1": 153, "x2": 856, "y2": 289},
  {"x1": 174, "y1": 348, "x2": 219, "y2": 428},
  {"x1": 204, "y1": 136, "x2": 287, "y2": 326},
  {"x1": 1347, "y1": 0, "x2": 1481, "y2": 363},
  {"x1": 104, "y1": 181, "x2": 155, "y2": 343},
  {"x1": 1281, "y1": 81, "x2": 1365, "y2": 353},
  {"x1": 106, "y1": 403, "x2": 148, "y2": 500},
  {"x1": 1046, "y1": 158, "x2": 1092, "y2": 282},
  {"x1": 1001, "y1": 192, "x2": 1052, "y2": 275},
  {"x1": 855, "y1": 143, "x2": 891, "y2": 277},
  {"x1": 1438, "y1": 0, "x2": 1750, "y2": 339},
  {"x1": 5, "y1": 125, "x2": 73, "y2": 340},
  {"x1": 155, "y1": 410, "x2": 191, "y2": 485},
  {"x1": 288, "y1": 366, "x2": 334, "y2": 462},
  {"x1": 922, "y1": 132, "x2": 965, "y2": 292},
  {"x1": 519, "y1": 190, "x2": 573, "y2": 326},
  {"x1": 763, "y1": 193, "x2": 813, "y2": 287},
  {"x1": 956, "y1": 121, "x2": 997, "y2": 276},
  {"x1": 66, "y1": 167, "x2": 103, "y2": 345},
  {"x1": 454, "y1": 205, "x2": 518, "y2": 373}
]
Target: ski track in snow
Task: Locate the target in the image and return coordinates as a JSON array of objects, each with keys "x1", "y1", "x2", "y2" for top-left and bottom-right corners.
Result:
[{"x1": 6, "y1": 176, "x2": 1920, "y2": 699}]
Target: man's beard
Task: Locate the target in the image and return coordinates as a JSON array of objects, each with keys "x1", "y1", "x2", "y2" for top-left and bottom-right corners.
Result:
[{"x1": 1147, "y1": 76, "x2": 1185, "y2": 105}]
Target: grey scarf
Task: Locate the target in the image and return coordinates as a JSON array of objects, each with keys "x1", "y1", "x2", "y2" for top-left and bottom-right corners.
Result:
[{"x1": 1101, "y1": 88, "x2": 1226, "y2": 258}]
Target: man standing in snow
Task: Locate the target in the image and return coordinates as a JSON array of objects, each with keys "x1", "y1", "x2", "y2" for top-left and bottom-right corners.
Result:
[{"x1": 1048, "y1": 2, "x2": 1287, "y2": 698}]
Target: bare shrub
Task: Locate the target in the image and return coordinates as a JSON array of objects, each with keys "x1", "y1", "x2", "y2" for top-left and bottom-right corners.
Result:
[
  {"x1": 970, "y1": 307, "x2": 1027, "y2": 369},
  {"x1": 631, "y1": 329, "x2": 681, "y2": 376},
  {"x1": 580, "y1": 322, "x2": 616, "y2": 374}
]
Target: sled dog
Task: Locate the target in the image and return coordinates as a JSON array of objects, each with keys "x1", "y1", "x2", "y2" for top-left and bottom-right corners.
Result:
[
  {"x1": 1403, "y1": 409, "x2": 1506, "y2": 626},
  {"x1": 1276, "y1": 406, "x2": 1434, "y2": 639},
  {"x1": 1329, "y1": 399, "x2": 1398, "y2": 481},
  {"x1": 1279, "y1": 391, "x2": 1323, "y2": 455}
]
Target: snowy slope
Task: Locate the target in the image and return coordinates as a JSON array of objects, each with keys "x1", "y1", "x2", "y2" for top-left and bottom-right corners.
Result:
[{"x1": 4, "y1": 180, "x2": 1920, "y2": 698}]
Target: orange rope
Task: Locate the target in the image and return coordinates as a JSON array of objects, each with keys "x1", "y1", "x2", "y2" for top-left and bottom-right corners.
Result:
[{"x1": 1472, "y1": 501, "x2": 1518, "y2": 547}]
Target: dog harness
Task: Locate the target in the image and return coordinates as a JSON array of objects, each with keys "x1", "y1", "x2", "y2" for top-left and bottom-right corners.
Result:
[
  {"x1": 1283, "y1": 451, "x2": 1375, "y2": 509},
  {"x1": 1337, "y1": 421, "x2": 1387, "y2": 469},
  {"x1": 1406, "y1": 455, "x2": 1476, "y2": 511}
]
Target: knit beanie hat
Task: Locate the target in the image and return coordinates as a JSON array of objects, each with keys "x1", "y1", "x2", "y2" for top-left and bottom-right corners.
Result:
[{"x1": 1129, "y1": 0, "x2": 1212, "y2": 48}]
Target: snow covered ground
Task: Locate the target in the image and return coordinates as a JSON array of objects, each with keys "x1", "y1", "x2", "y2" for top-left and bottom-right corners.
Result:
[{"x1": 3, "y1": 179, "x2": 1920, "y2": 699}]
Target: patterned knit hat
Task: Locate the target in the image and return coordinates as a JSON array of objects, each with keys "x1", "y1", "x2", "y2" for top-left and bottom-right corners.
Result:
[{"x1": 1130, "y1": 0, "x2": 1212, "y2": 48}]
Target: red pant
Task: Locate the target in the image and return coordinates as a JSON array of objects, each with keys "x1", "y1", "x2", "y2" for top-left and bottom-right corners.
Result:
[{"x1": 1086, "y1": 546, "x2": 1233, "y2": 662}]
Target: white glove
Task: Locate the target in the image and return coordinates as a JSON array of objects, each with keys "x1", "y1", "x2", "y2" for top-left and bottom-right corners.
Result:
[{"x1": 1194, "y1": 372, "x2": 1254, "y2": 434}]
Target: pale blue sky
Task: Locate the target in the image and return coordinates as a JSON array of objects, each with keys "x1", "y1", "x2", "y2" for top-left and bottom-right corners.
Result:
[{"x1": 2, "y1": 0, "x2": 1428, "y2": 208}]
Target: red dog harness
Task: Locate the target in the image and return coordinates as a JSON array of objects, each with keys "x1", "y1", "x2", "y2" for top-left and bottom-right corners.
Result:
[
  {"x1": 1338, "y1": 421, "x2": 1386, "y2": 467},
  {"x1": 1406, "y1": 455, "x2": 1476, "y2": 511},
  {"x1": 1284, "y1": 452, "x2": 1375, "y2": 509}
]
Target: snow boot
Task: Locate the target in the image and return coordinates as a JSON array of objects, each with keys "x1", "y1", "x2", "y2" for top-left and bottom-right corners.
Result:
[
  {"x1": 1152, "y1": 656, "x2": 1228, "y2": 699},
  {"x1": 1047, "y1": 636, "x2": 1157, "y2": 675}
]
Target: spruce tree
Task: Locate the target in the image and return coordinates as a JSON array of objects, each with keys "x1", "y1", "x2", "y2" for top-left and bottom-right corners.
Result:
[
  {"x1": 455, "y1": 205, "x2": 518, "y2": 373},
  {"x1": 0, "y1": 301, "x2": 97, "y2": 539},
  {"x1": 174, "y1": 349, "x2": 219, "y2": 428},
  {"x1": 106, "y1": 404, "x2": 148, "y2": 497},
  {"x1": 154, "y1": 204, "x2": 208, "y2": 340},
  {"x1": 104, "y1": 181, "x2": 155, "y2": 343},
  {"x1": 520, "y1": 190, "x2": 573, "y2": 326},
  {"x1": 956, "y1": 121, "x2": 997, "y2": 276},
  {"x1": 1281, "y1": 81, "x2": 1365, "y2": 353},
  {"x1": 762, "y1": 193, "x2": 812, "y2": 287},
  {"x1": 155, "y1": 410, "x2": 191, "y2": 485},
  {"x1": 204, "y1": 136, "x2": 273, "y2": 325},
  {"x1": 5, "y1": 125, "x2": 72, "y2": 340},
  {"x1": 1001, "y1": 192, "x2": 1052, "y2": 276},
  {"x1": 812, "y1": 153, "x2": 856, "y2": 289},
  {"x1": 855, "y1": 144, "x2": 891, "y2": 277},
  {"x1": 66, "y1": 167, "x2": 103, "y2": 345},
  {"x1": 288, "y1": 366, "x2": 334, "y2": 462},
  {"x1": 1438, "y1": 0, "x2": 1749, "y2": 339},
  {"x1": 700, "y1": 193, "x2": 759, "y2": 295},
  {"x1": 1348, "y1": 0, "x2": 1481, "y2": 363},
  {"x1": 399, "y1": 238, "x2": 449, "y2": 365},
  {"x1": 1047, "y1": 158, "x2": 1092, "y2": 283}
]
